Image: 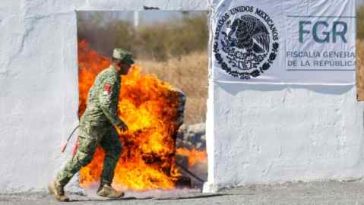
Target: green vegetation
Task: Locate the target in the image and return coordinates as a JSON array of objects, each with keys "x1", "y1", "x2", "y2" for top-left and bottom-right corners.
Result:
[
  {"x1": 77, "y1": 12, "x2": 209, "y2": 61},
  {"x1": 136, "y1": 14, "x2": 208, "y2": 61}
]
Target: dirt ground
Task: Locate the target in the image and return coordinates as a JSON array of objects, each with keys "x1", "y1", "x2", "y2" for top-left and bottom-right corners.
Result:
[{"x1": 2, "y1": 180, "x2": 364, "y2": 204}]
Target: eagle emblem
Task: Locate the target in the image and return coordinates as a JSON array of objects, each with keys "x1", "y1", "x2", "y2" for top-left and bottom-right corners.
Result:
[
  {"x1": 228, "y1": 15, "x2": 270, "y2": 54},
  {"x1": 214, "y1": 6, "x2": 279, "y2": 79}
]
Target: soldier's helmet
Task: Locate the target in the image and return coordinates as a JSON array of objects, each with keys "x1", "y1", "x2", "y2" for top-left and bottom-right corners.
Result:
[{"x1": 112, "y1": 48, "x2": 134, "y2": 65}]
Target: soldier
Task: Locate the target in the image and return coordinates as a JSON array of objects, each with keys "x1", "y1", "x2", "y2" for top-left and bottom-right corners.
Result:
[{"x1": 48, "y1": 48, "x2": 134, "y2": 202}]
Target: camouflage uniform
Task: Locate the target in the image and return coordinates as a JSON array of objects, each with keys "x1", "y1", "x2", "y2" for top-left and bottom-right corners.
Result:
[{"x1": 57, "y1": 65, "x2": 124, "y2": 186}]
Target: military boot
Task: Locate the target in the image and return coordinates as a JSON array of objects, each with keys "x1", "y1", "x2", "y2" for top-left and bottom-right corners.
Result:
[
  {"x1": 48, "y1": 180, "x2": 69, "y2": 202},
  {"x1": 97, "y1": 184, "x2": 124, "y2": 198}
]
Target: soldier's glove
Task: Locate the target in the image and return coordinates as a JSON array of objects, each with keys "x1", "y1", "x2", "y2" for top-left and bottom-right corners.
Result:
[{"x1": 117, "y1": 121, "x2": 128, "y2": 132}]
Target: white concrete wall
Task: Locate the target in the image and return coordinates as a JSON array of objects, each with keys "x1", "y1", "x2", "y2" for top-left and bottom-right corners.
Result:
[
  {"x1": 0, "y1": 0, "x2": 363, "y2": 193},
  {"x1": 0, "y1": 0, "x2": 78, "y2": 192},
  {"x1": 203, "y1": 0, "x2": 364, "y2": 192},
  {"x1": 204, "y1": 83, "x2": 364, "y2": 191}
]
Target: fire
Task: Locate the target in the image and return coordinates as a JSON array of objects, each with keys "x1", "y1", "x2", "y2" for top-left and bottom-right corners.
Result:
[
  {"x1": 78, "y1": 40, "x2": 183, "y2": 190},
  {"x1": 176, "y1": 148, "x2": 207, "y2": 167}
]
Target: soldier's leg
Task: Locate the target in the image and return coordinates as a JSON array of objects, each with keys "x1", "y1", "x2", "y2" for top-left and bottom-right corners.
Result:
[
  {"x1": 99, "y1": 127, "x2": 122, "y2": 185},
  {"x1": 56, "y1": 135, "x2": 98, "y2": 186}
]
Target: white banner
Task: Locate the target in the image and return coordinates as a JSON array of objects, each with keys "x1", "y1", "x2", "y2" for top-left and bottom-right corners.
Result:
[{"x1": 212, "y1": 0, "x2": 356, "y2": 84}]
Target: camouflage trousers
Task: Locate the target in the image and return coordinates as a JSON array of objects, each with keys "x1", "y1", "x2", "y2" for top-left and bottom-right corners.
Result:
[{"x1": 56, "y1": 122, "x2": 122, "y2": 187}]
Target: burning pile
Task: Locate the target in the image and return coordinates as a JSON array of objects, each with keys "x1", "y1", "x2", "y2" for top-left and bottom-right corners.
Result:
[{"x1": 78, "y1": 41, "x2": 185, "y2": 190}]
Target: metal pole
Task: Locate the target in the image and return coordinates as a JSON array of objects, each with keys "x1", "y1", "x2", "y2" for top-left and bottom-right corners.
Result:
[{"x1": 175, "y1": 161, "x2": 205, "y2": 183}]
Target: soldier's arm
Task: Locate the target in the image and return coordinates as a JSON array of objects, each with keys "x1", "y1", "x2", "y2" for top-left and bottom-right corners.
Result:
[{"x1": 98, "y1": 77, "x2": 125, "y2": 127}]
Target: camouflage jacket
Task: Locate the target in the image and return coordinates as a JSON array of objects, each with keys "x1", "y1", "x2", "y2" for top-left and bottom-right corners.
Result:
[{"x1": 80, "y1": 65, "x2": 123, "y2": 127}]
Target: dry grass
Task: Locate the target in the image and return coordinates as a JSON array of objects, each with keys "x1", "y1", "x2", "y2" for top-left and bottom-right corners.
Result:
[
  {"x1": 357, "y1": 40, "x2": 364, "y2": 100},
  {"x1": 137, "y1": 51, "x2": 208, "y2": 125}
]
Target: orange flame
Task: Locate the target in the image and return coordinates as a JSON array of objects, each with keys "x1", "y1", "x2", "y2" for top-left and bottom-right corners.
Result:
[
  {"x1": 78, "y1": 40, "x2": 183, "y2": 190},
  {"x1": 176, "y1": 148, "x2": 207, "y2": 167}
]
